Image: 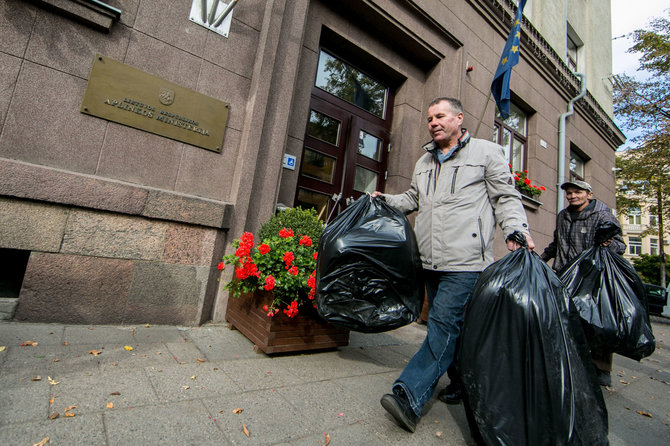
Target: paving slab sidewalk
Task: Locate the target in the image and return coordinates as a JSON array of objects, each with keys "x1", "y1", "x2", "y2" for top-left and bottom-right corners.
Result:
[{"x1": 0, "y1": 317, "x2": 668, "y2": 445}]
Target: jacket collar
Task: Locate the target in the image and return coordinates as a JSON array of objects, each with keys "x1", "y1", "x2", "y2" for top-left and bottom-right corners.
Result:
[{"x1": 423, "y1": 129, "x2": 471, "y2": 162}]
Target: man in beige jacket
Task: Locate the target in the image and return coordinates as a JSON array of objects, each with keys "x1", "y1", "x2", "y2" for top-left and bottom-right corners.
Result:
[{"x1": 374, "y1": 97, "x2": 534, "y2": 432}]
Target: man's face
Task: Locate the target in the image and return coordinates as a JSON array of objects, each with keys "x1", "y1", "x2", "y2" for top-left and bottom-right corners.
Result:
[
  {"x1": 427, "y1": 101, "x2": 464, "y2": 148},
  {"x1": 564, "y1": 186, "x2": 593, "y2": 210}
]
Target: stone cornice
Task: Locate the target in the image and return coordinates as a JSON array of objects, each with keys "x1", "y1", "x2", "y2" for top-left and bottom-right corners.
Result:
[{"x1": 467, "y1": 0, "x2": 625, "y2": 149}]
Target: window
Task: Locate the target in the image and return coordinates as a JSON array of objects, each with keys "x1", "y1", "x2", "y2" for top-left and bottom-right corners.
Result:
[
  {"x1": 566, "y1": 23, "x2": 583, "y2": 72},
  {"x1": 629, "y1": 237, "x2": 642, "y2": 256},
  {"x1": 628, "y1": 208, "x2": 641, "y2": 225},
  {"x1": 649, "y1": 214, "x2": 658, "y2": 227},
  {"x1": 569, "y1": 152, "x2": 585, "y2": 181},
  {"x1": 650, "y1": 238, "x2": 659, "y2": 256},
  {"x1": 493, "y1": 103, "x2": 527, "y2": 172},
  {"x1": 314, "y1": 50, "x2": 388, "y2": 118}
]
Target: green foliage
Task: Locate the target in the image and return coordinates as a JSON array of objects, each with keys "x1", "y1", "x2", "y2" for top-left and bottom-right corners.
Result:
[
  {"x1": 258, "y1": 207, "x2": 324, "y2": 242},
  {"x1": 631, "y1": 254, "x2": 662, "y2": 285},
  {"x1": 222, "y1": 207, "x2": 324, "y2": 318},
  {"x1": 614, "y1": 11, "x2": 669, "y2": 275}
]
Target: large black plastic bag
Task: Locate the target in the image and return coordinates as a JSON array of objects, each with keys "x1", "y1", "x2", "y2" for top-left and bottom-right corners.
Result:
[
  {"x1": 558, "y1": 222, "x2": 655, "y2": 361},
  {"x1": 315, "y1": 195, "x2": 423, "y2": 333},
  {"x1": 460, "y1": 232, "x2": 608, "y2": 446}
]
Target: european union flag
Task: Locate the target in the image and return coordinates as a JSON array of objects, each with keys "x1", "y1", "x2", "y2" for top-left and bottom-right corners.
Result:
[{"x1": 491, "y1": 0, "x2": 527, "y2": 119}]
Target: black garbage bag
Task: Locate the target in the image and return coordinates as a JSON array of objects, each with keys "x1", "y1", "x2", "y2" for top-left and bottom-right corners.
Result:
[
  {"x1": 461, "y1": 232, "x2": 608, "y2": 446},
  {"x1": 558, "y1": 222, "x2": 655, "y2": 361},
  {"x1": 315, "y1": 195, "x2": 423, "y2": 333}
]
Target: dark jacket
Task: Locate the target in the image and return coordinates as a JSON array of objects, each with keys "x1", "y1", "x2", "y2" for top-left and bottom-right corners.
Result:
[{"x1": 541, "y1": 199, "x2": 626, "y2": 272}]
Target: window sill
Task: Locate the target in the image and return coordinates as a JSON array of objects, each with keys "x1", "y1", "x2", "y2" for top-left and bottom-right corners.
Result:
[{"x1": 521, "y1": 194, "x2": 543, "y2": 211}]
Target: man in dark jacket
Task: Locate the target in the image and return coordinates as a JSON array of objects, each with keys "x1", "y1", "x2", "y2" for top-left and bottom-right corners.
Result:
[{"x1": 541, "y1": 179, "x2": 626, "y2": 386}]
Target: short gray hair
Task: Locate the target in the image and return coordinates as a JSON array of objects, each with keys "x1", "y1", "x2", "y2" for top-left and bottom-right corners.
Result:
[{"x1": 428, "y1": 97, "x2": 463, "y2": 114}]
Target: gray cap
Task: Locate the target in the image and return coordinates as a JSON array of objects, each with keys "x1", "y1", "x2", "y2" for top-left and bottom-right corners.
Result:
[{"x1": 561, "y1": 180, "x2": 592, "y2": 192}]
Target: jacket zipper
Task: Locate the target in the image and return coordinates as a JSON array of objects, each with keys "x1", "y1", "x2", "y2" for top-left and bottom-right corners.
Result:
[
  {"x1": 427, "y1": 169, "x2": 432, "y2": 195},
  {"x1": 451, "y1": 167, "x2": 459, "y2": 194},
  {"x1": 477, "y1": 217, "x2": 485, "y2": 261}
]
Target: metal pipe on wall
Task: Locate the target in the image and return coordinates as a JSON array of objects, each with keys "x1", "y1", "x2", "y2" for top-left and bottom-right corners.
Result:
[{"x1": 556, "y1": 72, "x2": 586, "y2": 213}]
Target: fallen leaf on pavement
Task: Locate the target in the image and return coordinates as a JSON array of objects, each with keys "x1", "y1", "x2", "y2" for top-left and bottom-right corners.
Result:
[
  {"x1": 110, "y1": 391, "x2": 121, "y2": 396},
  {"x1": 145, "y1": 323, "x2": 151, "y2": 328},
  {"x1": 243, "y1": 424, "x2": 250, "y2": 437},
  {"x1": 49, "y1": 397, "x2": 54, "y2": 404},
  {"x1": 88, "y1": 350, "x2": 102, "y2": 356},
  {"x1": 64, "y1": 405, "x2": 77, "y2": 411},
  {"x1": 324, "y1": 433, "x2": 331, "y2": 445},
  {"x1": 52, "y1": 358, "x2": 59, "y2": 362},
  {"x1": 197, "y1": 358, "x2": 206, "y2": 363},
  {"x1": 219, "y1": 410, "x2": 225, "y2": 414},
  {"x1": 619, "y1": 380, "x2": 630, "y2": 385},
  {"x1": 106, "y1": 402, "x2": 114, "y2": 409},
  {"x1": 22, "y1": 341, "x2": 38, "y2": 347},
  {"x1": 637, "y1": 410, "x2": 653, "y2": 418},
  {"x1": 191, "y1": 375, "x2": 196, "y2": 380},
  {"x1": 0, "y1": 346, "x2": 6, "y2": 352},
  {"x1": 124, "y1": 346, "x2": 133, "y2": 351},
  {"x1": 62, "y1": 342, "x2": 68, "y2": 346},
  {"x1": 48, "y1": 376, "x2": 59, "y2": 386},
  {"x1": 233, "y1": 408, "x2": 243, "y2": 414},
  {"x1": 48, "y1": 413, "x2": 59, "y2": 420},
  {"x1": 436, "y1": 431, "x2": 444, "y2": 438},
  {"x1": 32, "y1": 376, "x2": 42, "y2": 381},
  {"x1": 182, "y1": 385, "x2": 190, "y2": 390},
  {"x1": 32, "y1": 437, "x2": 49, "y2": 446},
  {"x1": 64, "y1": 412, "x2": 75, "y2": 417}
]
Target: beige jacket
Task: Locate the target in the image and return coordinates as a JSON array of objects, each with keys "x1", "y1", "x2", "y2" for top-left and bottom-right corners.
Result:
[{"x1": 383, "y1": 134, "x2": 529, "y2": 272}]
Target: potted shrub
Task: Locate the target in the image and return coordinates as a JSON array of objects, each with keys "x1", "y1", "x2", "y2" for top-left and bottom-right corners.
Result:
[{"x1": 222, "y1": 207, "x2": 349, "y2": 353}]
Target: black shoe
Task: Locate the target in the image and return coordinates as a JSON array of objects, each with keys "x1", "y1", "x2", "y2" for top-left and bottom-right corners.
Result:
[
  {"x1": 438, "y1": 382, "x2": 463, "y2": 404},
  {"x1": 380, "y1": 389, "x2": 419, "y2": 433},
  {"x1": 596, "y1": 369, "x2": 611, "y2": 387}
]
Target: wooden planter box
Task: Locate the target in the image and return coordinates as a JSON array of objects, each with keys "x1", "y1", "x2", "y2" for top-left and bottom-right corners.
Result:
[{"x1": 225, "y1": 290, "x2": 350, "y2": 354}]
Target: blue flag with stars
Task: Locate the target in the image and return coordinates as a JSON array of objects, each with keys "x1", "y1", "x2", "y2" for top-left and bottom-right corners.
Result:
[{"x1": 491, "y1": 0, "x2": 527, "y2": 119}]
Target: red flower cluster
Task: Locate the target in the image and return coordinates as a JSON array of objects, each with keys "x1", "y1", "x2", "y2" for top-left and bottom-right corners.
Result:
[
  {"x1": 264, "y1": 275, "x2": 275, "y2": 291},
  {"x1": 279, "y1": 228, "x2": 294, "y2": 238},
  {"x1": 234, "y1": 232, "x2": 261, "y2": 280},
  {"x1": 307, "y1": 270, "x2": 317, "y2": 301},
  {"x1": 283, "y1": 301, "x2": 299, "y2": 318},
  {"x1": 299, "y1": 235, "x2": 313, "y2": 246},
  {"x1": 510, "y1": 167, "x2": 545, "y2": 198},
  {"x1": 283, "y1": 251, "x2": 295, "y2": 268}
]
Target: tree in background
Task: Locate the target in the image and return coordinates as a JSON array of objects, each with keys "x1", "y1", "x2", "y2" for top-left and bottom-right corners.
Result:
[
  {"x1": 631, "y1": 254, "x2": 663, "y2": 285},
  {"x1": 613, "y1": 11, "x2": 670, "y2": 287}
]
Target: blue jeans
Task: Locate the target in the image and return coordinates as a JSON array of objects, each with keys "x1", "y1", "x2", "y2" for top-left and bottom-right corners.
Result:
[{"x1": 394, "y1": 270, "x2": 480, "y2": 416}]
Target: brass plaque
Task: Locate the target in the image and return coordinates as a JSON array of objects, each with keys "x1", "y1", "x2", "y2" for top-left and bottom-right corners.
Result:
[{"x1": 81, "y1": 54, "x2": 230, "y2": 152}]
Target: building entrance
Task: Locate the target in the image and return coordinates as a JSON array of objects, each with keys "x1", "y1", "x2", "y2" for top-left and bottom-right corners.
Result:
[{"x1": 295, "y1": 50, "x2": 392, "y2": 221}]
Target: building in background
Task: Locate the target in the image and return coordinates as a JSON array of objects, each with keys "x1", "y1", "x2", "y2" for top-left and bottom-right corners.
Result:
[
  {"x1": 0, "y1": 0, "x2": 623, "y2": 324},
  {"x1": 618, "y1": 194, "x2": 670, "y2": 261}
]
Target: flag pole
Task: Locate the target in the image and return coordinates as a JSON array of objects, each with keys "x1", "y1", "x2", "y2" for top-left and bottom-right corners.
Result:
[{"x1": 474, "y1": 90, "x2": 493, "y2": 138}]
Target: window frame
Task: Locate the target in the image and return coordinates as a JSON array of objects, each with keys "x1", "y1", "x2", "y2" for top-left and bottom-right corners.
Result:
[
  {"x1": 628, "y1": 236, "x2": 642, "y2": 256},
  {"x1": 493, "y1": 103, "x2": 528, "y2": 172}
]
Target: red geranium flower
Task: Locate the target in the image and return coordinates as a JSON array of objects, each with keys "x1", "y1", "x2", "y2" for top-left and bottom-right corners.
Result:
[
  {"x1": 299, "y1": 235, "x2": 313, "y2": 246},
  {"x1": 278, "y1": 228, "x2": 294, "y2": 238},
  {"x1": 258, "y1": 244, "x2": 271, "y2": 255}
]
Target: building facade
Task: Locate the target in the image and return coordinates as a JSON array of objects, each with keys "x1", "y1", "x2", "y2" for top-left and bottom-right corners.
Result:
[
  {"x1": 619, "y1": 200, "x2": 670, "y2": 261},
  {"x1": 0, "y1": 0, "x2": 623, "y2": 324}
]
